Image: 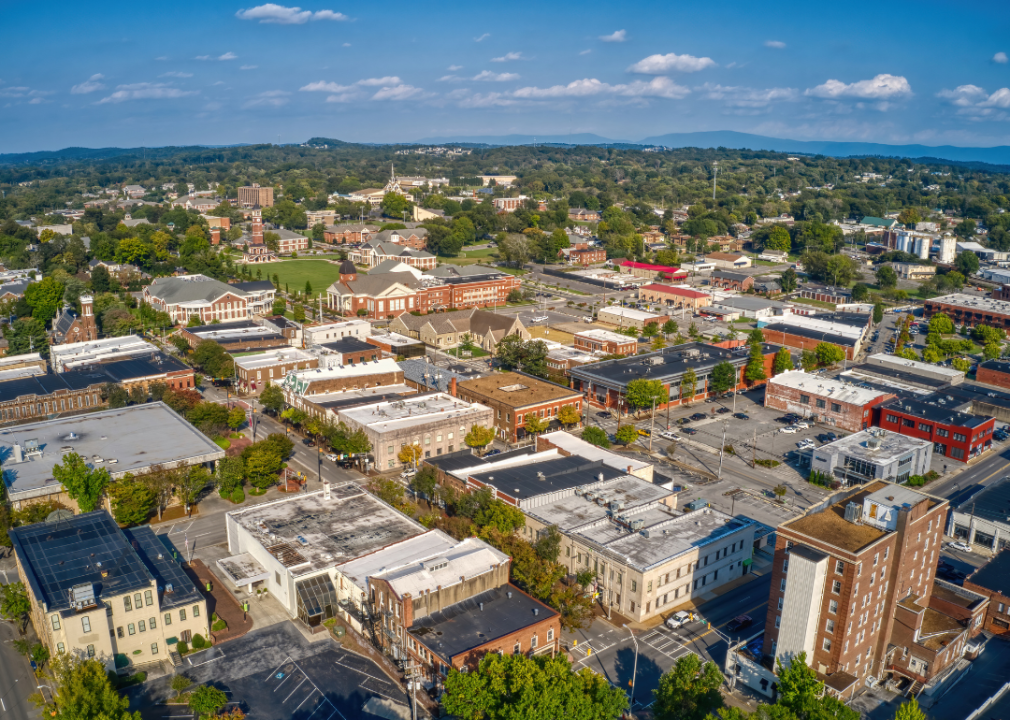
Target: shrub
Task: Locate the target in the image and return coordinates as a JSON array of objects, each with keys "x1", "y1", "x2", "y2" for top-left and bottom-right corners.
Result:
[
  {"x1": 212, "y1": 619, "x2": 227, "y2": 632},
  {"x1": 176, "y1": 641, "x2": 189, "y2": 654},
  {"x1": 230, "y1": 487, "x2": 246, "y2": 504},
  {"x1": 191, "y1": 634, "x2": 207, "y2": 649},
  {"x1": 754, "y1": 459, "x2": 780, "y2": 468}
]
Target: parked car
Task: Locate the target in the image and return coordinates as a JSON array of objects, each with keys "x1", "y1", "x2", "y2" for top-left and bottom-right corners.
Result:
[
  {"x1": 683, "y1": 427, "x2": 698, "y2": 435},
  {"x1": 400, "y1": 468, "x2": 416, "y2": 480},
  {"x1": 691, "y1": 413, "x2": 707, "y2": 421},
  {"x1": 659, "y1": 431, "x2": 681, "y2": 441},
  {"x1": 824, "y1": 432, "x2": 838, "y2": 442},
  {"x1": 716, "y1": 407, "x2": 731, "y2": 414},
  {"x1": 793, "y1": 421, "x2": 810, "y2": 430},
  {"x1": 484, "y1": 448, "x2": 501, "y2": 457},
  {"x1": 596, "y1": 411, "x2": 612, "y2": 419},
  {"x1": 780, "y1": 426, "x2": 799, "y2": 434},
  {"x1": 727, "y1": 615, "x2": 753, "y2": 632},
  {"x1": 302, "y1": 438, "x2": 316, "y2": 447},
  {"x1": 666, "y1": 610, "x2": 691, "y2": 629},
  {"x1": 325, "y1": 453, "x2": 339, "y2": 462},
  {"x1": 638, "y1": 428, "x2": 651, "y2": 437},
  {"x1": 948, "y1": 541, "x2": 972, "y2": 553},
  {"x1": 733, "y1": 413, "x2": 749, "y2": 420},
  {"x1": 677, "y1": 417, "x2": 692, "y2": 425}
]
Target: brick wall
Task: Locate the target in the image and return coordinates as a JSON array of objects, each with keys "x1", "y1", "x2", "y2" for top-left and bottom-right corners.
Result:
[
  {"x1": 301, "y1": 370, "x2": 404, "y2": 395},
  {"x1": 761, "y1": 329, "x2": 855, "y2": 360},
  {"x1": 962, "y1": 581, "x2": 1010, "y2": 636},
  {"x1": 765, "y1": 383, "x2": 890, "y2": 433},
  {"x1": 976, "y1": 365, "x2": 1010, "y2": 391}
]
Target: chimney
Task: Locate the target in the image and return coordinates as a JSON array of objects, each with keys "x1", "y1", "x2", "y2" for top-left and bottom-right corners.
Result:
[
  {"x1": 210, "y1": 228, "x2": 221, "y2": 245},
  {"x1": 252, "y1": 208, "x2": 263, "y2": 244},
  {"x1": 449, "y1": 376, "x2": 458, "y2": 397}
]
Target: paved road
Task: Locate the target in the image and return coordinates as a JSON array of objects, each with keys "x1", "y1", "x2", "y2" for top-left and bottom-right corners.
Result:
[{"x1": 0, "y1": 620, "x2": 41, "y2": 720}]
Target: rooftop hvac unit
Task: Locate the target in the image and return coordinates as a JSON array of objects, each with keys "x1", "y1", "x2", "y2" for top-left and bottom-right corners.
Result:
[
  {"x1": 69, "y1": 583, "x2": 97, "y2": 611},
  {"x1": 641, "y1": 528, "x2": 652, "y2": 538},
  {"x1": 630, "y1": 519, "x2": 645, "y2": 532},
  {"x1": 844, "y1": 502, "x2": 862, "y2": 524}
]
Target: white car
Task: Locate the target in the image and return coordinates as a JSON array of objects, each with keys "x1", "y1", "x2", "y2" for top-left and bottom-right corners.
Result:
[
  {"x1": 793, "y1": 421, "x2": 810, "y2": 430},
  {"x1": 666, "y1": 610, "x2": 691, "y2": 629},
  {"x1": 660, "y1": 431, "x2": 681, "y2": 441},
  {"x1": 779, "y1": 426, "x2": 799, "y2": 434},
  {"x1": 400, "y1": 468, "x2": 417, "y2": 480},
  {"x1": 530, "y1": 316, "x2": 549, "y2": 323},
  {"x1": 948, "y1": 541, "x2": 972, "y2": 553},
  {"x1": 797, "y1": 440, "x2": 815, "y2": 448},
  {"x1": 325, "y1": 453, "x2": 339, "y2": 462}
]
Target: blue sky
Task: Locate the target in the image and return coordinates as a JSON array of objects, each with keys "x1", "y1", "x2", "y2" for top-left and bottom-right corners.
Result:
[{"x1": 4, "y1": 0, "x2": 1010, "y2": 152}]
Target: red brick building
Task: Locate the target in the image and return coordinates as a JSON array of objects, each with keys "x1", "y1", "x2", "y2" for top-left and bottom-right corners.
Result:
[
  {"x1": 764, "y1": 370, "x2": 893, "y2": 433},
  {"x1": 456, "y1": 372, "x2": 583, "y2": 443},
  {"x1": 976, "y1": 359, "x2": 1010, "y2": 390},
  {"x1": 877, "y1": 398, "x2": 994, "y2": 463},
  {"x1": 709, "y1": 269, "x2": 754, "y2": 291},
  {"x1": 619, "y1": 260, "x2": 688, "y2": 281},
  {"x1": 573, "y1": 329, "x2": 638, "y2": 356},
  {"x1": 323, "y1": 224, "x2": 378, "y2": 244},
  {"x1": 562, "y1": 247, "x2": 607, "y2": 265},
  {"x1": 963, "y1": 551, "x2": 1010, "y2": 637},
  {"x1": 637, "y1": 284, "x2": 711, "y2": 312},
  {"x1": 800, "y1": 284, "x2": 853, "y2": 304}
]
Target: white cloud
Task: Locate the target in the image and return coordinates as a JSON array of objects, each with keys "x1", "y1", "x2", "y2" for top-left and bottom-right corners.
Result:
[
  {"x1": 29, "y1": 97, "x2": 50, "y2": 104},
  {"x1": 244, "y1": 90, "x2": 291, "y2": 107},
  {"x1": 491, "y1": 52, "x2": 523, "y2": 62},
  {"x1": 455, "y1": 90, "x2": 515, "y2": 108},
  {"x1": 994, "y1": 52, "x2": 1008, "y2": 64},
  {"x1": 235, "y1": 4, "x2": 348, "y2": 23},
  {"x1": 155, "y1": 56, "x2": 169, "y2": 61},
  {"x1": 627, "y1": 53, "x2": 716, "y2": 74},
  {"x1": 579, "y1": 49, "x2": 591, "y2": 56},
  {"x1": 240, "y1": 65, "x2": 258, "y2": 70},
  {"x1": 160, "y1": 71, "x2": 193, "y2": 78},
  {"x1": 371, "y1": 84, "x2": 424, "y2": 101},
  {"x1": 473, "y1": 70, "x2": 519, "y2": 82},
  {"x1": 699, "y1": 83, "x2": 797, "y2": 107},
  {"x1": 97, "y1": 82, "x2": 197, "y2": 104},
  {"x1": 71, "y1": 74, "x2": 106, "y2": 94},
  {"x1": 765, "y1": 40, "x2": 786, "y2": 49},
  {"x1": 599, "y1": 30, "x2": 626, "y2": 42},
  {"x1": 448, "y1": 65, "x2": 463, "y2": 71},
  {"x1": 196, "y1": 52, "x2": 238, "y2": 61},
  {"x1": 937, "y1": 85, "x2": 988, "y2": 107},
  {"x1": 474, "y1": 33, "x2": 489, "y2": 42},
  {"x1": 512, "y1": 76, "x2": 689, "y2": 100},
  {"x1": 301, "y1": 80, "x2": 353, "y2": 92},
  {"x1": 342, "y1": 42, "x2": 351, "y2": 47},
  {"x1": 438, "y1": 75, "x2": 462, "y2": 82},
  {"x1": 0, "y1": 86, "x2": 29, "y2": 97},
  {"x1": 356, "y1": 76, "x2": 402, "y2": 86},
  {"x1": 806, "y1": 73, "x2": 912, "y2": 99}
]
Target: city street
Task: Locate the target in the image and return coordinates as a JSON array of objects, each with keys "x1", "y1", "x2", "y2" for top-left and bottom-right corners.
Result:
[{"x1": 0, "y1": 619, "x2": 41, "y2": 720}]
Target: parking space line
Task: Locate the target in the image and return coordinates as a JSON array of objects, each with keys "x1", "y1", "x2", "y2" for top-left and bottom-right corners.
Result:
[
  {"x1": 292, "y1": 689, "x2": 321, "y2": 715},
  {"x1": 332, "y1": 659, "x2": 396, "y2": 690},
  {"x1": 288, "y1": 658, "x2": 346, "y2": 720},
  {"x1": 265, "y1": 658, "x2": 290, "y2": 681},
  {"x1": 282, "y1": 678, "x2": 308, "y2": 703}
]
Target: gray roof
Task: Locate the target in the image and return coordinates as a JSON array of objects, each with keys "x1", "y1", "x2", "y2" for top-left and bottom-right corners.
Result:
[
  {"x1": 370, "y1": 259, "x2": 419, "y2": 275},
  {"x1": 0, "y1": 279, "x2": 31, "y2": 298},
  {"x1": 363, "y1": 242, "x2": 434, "y2": 259},
  {"x1": 146, "y1": 275, "x2": 250, "y2": 304},
  {"x1": 398, "y1": 358, "x2": 483, "y2": 392},
  {"x1": 334, "y1": 273, "x2": 421, "y2": 296},
  {"x1": 712, "y1": 269, "x2": 752, "y2": 282},
  {"x1": 425, "y1": 264, "x2": 502, "y2": 279}
]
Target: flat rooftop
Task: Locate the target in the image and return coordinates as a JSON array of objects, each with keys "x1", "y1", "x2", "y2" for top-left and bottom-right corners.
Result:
[
  {"x1": 319, "y1": 337, "x2": 376, "y2": 355},
  {"x1": 367, "y1": 332, "x2": 423, "y2": 348},
  {"x1": 881, "y1": 398, "x2": 990, "y2": 428},
  {"x1": 409, "y1": 584, "x2": 556, "y2": 663},
  {"x1": 282, "y1": 358, "x2": 403, "y2": 395},
  {"x1": 227, "y1": 484, "x2": 425, "y2": 577},
  {"x1": 931, "y1": 579, "x2": 988, "y2": 611},
  {"x1": 424, "y1": 447, "x2": 534, "y2": 475},
  {"x1": 0, "y1": 403, "x2": 225, "y2": 503},
  {"x1": 307, "y1": 385, "x2": 417, "y2": 412},
  {"x1": 761, "y1": 322, "x2": 859, "y2": 347},
  {"x1": 570, "y1": 342, "x2": 772, "y2": 388},
  {"x1": 928, "y1": 293, "x2": 1010, "y2": 314},
  {"x1": 866, "y1": 354, "x2": 964, "y2": 380},
  {"x1": 955, "y1": 475, "x2": 1010, "y2": 526},
  {"x1": 369, "y1": 536, "x2": 509, "y2": 600},
  {"x1": 336, "y1": 529, "x2": 462, "y2": 594},
  {"x1": 234, "y1": 348, "x2": 316, "y2": 371},
  {"x1": 538, "y1": 431, "x2": 651, "y2": 474},
  {"x1": 339, "y1": 393, "x2": 490, "y2": 434},
  {"x1": 598, "y1": 307, "x2": 665, "y2": 321},
  {"x1": 50, "y1": 336, "x2": 160, "y2": 370},
  {"x1": 784, "y1": 482, "x2": 892, "y2": 553},
  {"x1": 525, "y1": 475, "x2": 673, "y2": 532},
  {"x1": 846, "y1": 364, "x2": 949, "y2": 389},
  {"x1": 124, "y1": 526, "x2": 203, "y2": 610},
  {"x1": 967, "y1": 549, "x2": 1010, "y2": 596},
  {"x1": 769, "y1": 370, "x2": 890, "y2": 406},
  {"x1": 457, "y1": 372, "x2": 580, "y2": 408},
  {"x1": 819, "y1": 428, "x2": 932, "y2": 463},
  {"x1": 466, "y1": 453, "x2": 629, "y2": 502},
  {"x1": 575, "y1": 329, "x2": 638, "y2": 344}
]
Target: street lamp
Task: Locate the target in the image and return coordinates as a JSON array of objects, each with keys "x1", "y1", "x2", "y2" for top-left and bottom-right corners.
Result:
[{"x1": 623, "y1": 624, "x2": 639, "y2": 708}]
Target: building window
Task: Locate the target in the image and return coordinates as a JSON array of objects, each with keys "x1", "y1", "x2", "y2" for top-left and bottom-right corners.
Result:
[
  {"x1": 816, "y1": 399, "x2": 826, "y2": 409},
  {"x1": 57, "y1": 642, "x2": 65, "y2": 654},
  {"x1": 124, "y1": 596, "x2": 133, "y2": 612},
  {"x1": 86, "y1": 645, "x2": 95, "y2": 658},
  {"x1": 775, "y1": 616, "x2": 781, "y2": 629},
  {"x1": 193, "y1": 605, "x2": 200, "y2": 618},
  {"x1": 936, "y1": 428, "x2": 949, "y2": 438},
  {"x1": 826, "y1": 619, "x2": 835, "y2": 633},
  {"x1": 954, "y1": 433, "x2": 967, "y2": 443},
  {"x1": 180, "y1": 609, "x2": 187, "y2": 621},
  {"x1": 829, "y1": 600, "x2": 838, "y2": 614},
  {"x1": 777, "y1": 598, "x2": 783, "y2": 610},
  {"x1": 128, "y1": 623, "x2": 136, "y2": 635},
  {"x1": 831, "y1": 403, "x2": 841, "y2": 413},
  {"x1": 823, "y1": 638, "x2": 832, "y2": 651},
  {"x1": 116, "y1": 626, "x2": 124, "y2": 638},
  {"x1": 82, "y1": 616, "x2": 91, "y2": 633},
  {"x1": 952, "y1": 447, "x2": 965, "y2": 459},
  {"x1": 150, "y1": 617, "x2": 157, "y2": 629},
  {"x1": 800, "y1": 394, "x2": 810, "y2": 405},
  {"x1": 513, "y1": 642, "x2": 521, "y2": 654},
  {"x1": 547, "y1": 628, "x2": 554, "y2": 642},
  {"x1": 139, "y1": 620, "x2": 147, "y2": 632},
  {"x1": 145, "y1": 590, "x2": 153, "y2": 606},
  {"x1": 164, "y1": 613, "x2": 172, "y2": 626},
  {"x1": 531, "y1": 634, "x2": 538, "y2": 649},
  {"x1": 631, "y1": 580, "x2": 637, "y2": 592},
  {"x1": 151, "y1": 642, "x2": 159, "y2": 655},
  {"x1": 51, "y1": 615, "x2": 60, "y2": 631},
  {"x1": 135, "y1": 593, "x2": 143, "y2": 609}
]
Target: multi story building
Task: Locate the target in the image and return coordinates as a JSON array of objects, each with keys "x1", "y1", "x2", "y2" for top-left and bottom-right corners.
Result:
[
  {"x1": 349, "y1": 241, "x2": 436, "y2": 270},
  {"x1": 337, "y1": 392, "x2": 493, "y2": 470},
  {"x1": 619, "y1": 260, "x2": 688, "y2": 281},
  {"x1": 809, "y1": 428, "x2": 933, "y2": 487},
  {"x1": 709, "y1": 269, "x2": 754, "y2": 291},
  {"x1": 877, "y1": 399, "x2": 993, "y2": 463},
  {"x1": 237, "y1": 183, "x2": 274, "y2": 208},
  {"x1": 144, "y1": 274, "x2": 275, "y2": 325},
  {"x1": 560, "y1": 247, "x2": 607, "y2": 265},
  {"x1": 946, "y1": 476, "x2": 1010, "y2": 553},
  {"x1": 50, "y1": 336, "x2": 161, "y2": 372},
  {"x1": 861, "y1": 353, "x2": 965, "y2": 386},
  {"x1": 323, "y1": 224, "x2": 379, "y2": 244},
  {"x1": 493, "y1": 196, "x2": 527, "y2": 212},
  {"x1": 963, "y1": 552, "x2": 1010, "y2": 636},
  {"x1": 51, "y1": 295, "x2": 99, "y2": 344},
  {"x1": 310, "y1": 338, "x2": 380, "y2": 368},
  {"x1": 570, "y1": 342, "x2": 777, "y2": 412},
  {"x1": 11, "y1": 511, "x2": 208, "y2": 672},
  {"x1": 760, "y1": 482, "x2": 951, "y2": 697},
  {"x1": 637, "y1": 284, "x2": 711, "y2": 312},
  {"x1": 759, "y1": 313, "x2": 868, "y2": 361},
  {"x1": 764, "y1": 371, "x2": 894, "y2": 433},
  {"x1": 455, "y1": 372, "x2": 583, "y2": 443},
  {"x1": 924, "y1": 293, "x2": 1010, "y2": 332},
  {"x1": 279, "y1": 358, "x2": 404, "y2": 399},
  {"x1": 180, "y1": 321, "x2": 290, "y2": 352},
  {"x1": 234, "y1": 348, "x2": 318, "y2": 394},
  {"x1": 976, "y1": 359, "x2": 1010, "y2": 390},
  {"x1": 596, "y1": 306, "x2": 667, "y2": 329},
  {"x1": 891, "y1": 263, "x2": 936, "y2": 281},
  {"x1": 573, "y1": 329, "x2": 638, "y2": 356},
  {"x1": 568, "y1": 208, "x2": 601, "y2": 221},
  {"x1": 303, "y1": 319, "x2": 371, "y2": 346},
  {"x1": 390, "y1": 309, "x2": 528, "y2": 353}
]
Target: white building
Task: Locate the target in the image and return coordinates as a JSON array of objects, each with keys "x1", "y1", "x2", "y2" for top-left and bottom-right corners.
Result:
[
  {"x1": 50, "y1": 336, "x2": 160, "y2": 372},
  {"x1": 303, "y1": 319, "x2": 372, "y2": 347}
]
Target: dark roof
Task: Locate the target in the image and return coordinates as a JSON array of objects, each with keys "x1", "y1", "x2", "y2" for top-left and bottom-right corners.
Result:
[
  {"x1": 313, "y1": 389, "x2": 414, "y2": 412},
  {"x1": 186, "y1": 320, "x2": 259, "y2": 334},
  {"x1": 881, "y1": 398, "x2": 990, "y2": 428},
  {"x1": 339, "y1": 259, "x2": 357, "y2": 274},
  {"x1": 851, "y1": 364, "x2": 949, "y2": 389},
  {"x1": 802, "y1": 284, "x2": 852, "y2": 297},
  {"x1": 123, "y1": 526, "x2": 202, "y2": 609},
  {"x1": 967, "y1": 549, "x2": 1010, "y2": 597},
  {"x1": 816, "y1": 312, "x2": 872, "y2": 328},
  {"x1": 469, "y1": 455, "x2": 626, "y2": 501},
  {"x1": 320, "y1": 337, "x2": 377, "y2": 355},
  {"x1": 979, "y1": 359, "x2": 1010, "y2": 376},
  {"x1": 942, "y1": 383, "x2": 1010, "y2": 411},
  {"x1": 423, "y1": 447, "x2": 535, "y2": 474},
  {"x1": 409, "y1": 584, "x2": 557, "y2": 662},
  {"x1": 570, "y1": 342, "x2": 769, "y2": 389},
  {"x1": 712, "y1": 269, "x2": 751, "y2": 282},
  {"x1": 957, "y1": 476, "x2": 1010, "y2": 527},
  {"x1": 95, "y1": 353, "x2": 189, "y2": 382},
  {"x1": 761, "y1": 323, "x2": 858, "y2": 347},
  {"x1": 0, "y1": 370, "x2": 109, "y2": 404},
  {"x1": 231, "y1": 280, "x2": 276, "y2": 292},
  {"x1": 10, "y1": 511, "x2": 154, "y2": 611}
]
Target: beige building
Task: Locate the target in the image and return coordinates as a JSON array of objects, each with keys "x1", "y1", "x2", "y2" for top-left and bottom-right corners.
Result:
[
  {"x1": 237, "y1": 183, "x2": 274, "y2": 208},
  {"x1": 11, "y1": 511, "x2": 208, "y2": 672}
]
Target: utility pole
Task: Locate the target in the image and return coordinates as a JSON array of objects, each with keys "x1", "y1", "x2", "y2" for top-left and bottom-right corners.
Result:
[
  {"x1": 624, "y1": 625, "x2": 639, "y2": 709},
  {"x1": 752, "y1": 428, "x2": 756, "y2": 468},
  {"x1": 649, "y1": 397, "x2": 656, "y2": 452},
  {"x1": 717, "y1": 422, "x2": 727, "y2": 478},
  {"x1": 712, "y1": 161, "x2": 719, "y2": 200}
]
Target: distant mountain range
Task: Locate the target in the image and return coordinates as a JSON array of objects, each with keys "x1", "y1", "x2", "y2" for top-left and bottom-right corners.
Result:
[
  {"x1": 414, "y1": 130, "x2": 1010, "y2": 166},
  {"x1": 7, "y1": 131, "x2": 1010, "y2": 168}
]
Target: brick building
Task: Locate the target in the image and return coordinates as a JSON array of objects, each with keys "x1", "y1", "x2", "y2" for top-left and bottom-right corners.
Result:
[
  {"x1": 493, "y1": 197, "x2": 527, "y2": 212},
  {"x1": 760, "y1": 483, "x2": 954, "y2": 697},
  {"x1": 764, "y1": 371, "x2": 894, "y2": 433},
  {"x1": 877, "y1": 398, "x2": 994, "y2": 463},
  {"x1": 180, "y1": 321, "x2": 289, "y2": 352},
  {"x1": 144, "y1": 274, "x2": 275, "y2": 325},
  {"x1": 637, "y1": 284, "x2": 711, "y2": 312},
  {"x1": 323, "y1": 224, "x2": 379, "y2": 244},
  {"x1": 760, "y1": 324, "x2": 859, "y2": 361},
  {"x1": 279, "y1": 358, "x2": 404, "y2": 398},
  {"x1": 800, "y1": 284, "x2": 853, "y2": 304},
  {"x1": 561, "y1": 247, "x2": 607, "y2": 265},
  {"x1": 51, "y1": 295, "x2": 99, "y2": 344},
  {"x1": 234, "y1": 348, "x2": 318, "y2": 394},
  {"x1": 455, "y1": 372, "x2": 583, "y2": 443},
  {"x1": 709, "y1": 270, "x2": 754, "y2": 291},
  {"x1": 313, "y1": 338, "x2": 380, "y2": 367},
  {"x1": 619, "y1": 260, "x2": 688, "y2": 281},
  {"x1": 975, "y1": 359, "x2": 1010, "y2": 390},
  {"x1": 237, "y1": 183, "x2": 274, "y2": 208},
  {"x1": 963, "y1": 551, "x2": 1010, "y2": 636},
  {"x1": 573, "y1": 329, "x2": 638, "y2": 356},
  {"x1": 924, "y1": 294, "x2": 1010, "y2": 332}
]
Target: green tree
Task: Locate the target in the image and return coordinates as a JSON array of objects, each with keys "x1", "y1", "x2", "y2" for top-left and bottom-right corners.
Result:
[
  {"x1": 0, "y1": 582, "x2": 31, "y2": 629},
  {"x1": 442, "y1": 652, "x2": 628, "y2": 720},
  {"x1": 779, "y1": 267, "x2": 798, "y2": 293},
  {"x1": 474, "y1": 500, "x2": 525, "y2": 534},
  {"x1": 744, "y1": 342, "x2": 767, "y2": 383},
  {"x1": 765, "y1": 225, "x2": 792, "y2": 252},
  {"x1": 227, "y1": 406, "x2": 246, "y2": 430},
  {"x1": 873, "y1": 303, "x2": 884, "y2": 324},
  {"x1": 581, "y1": 426, "x2": 611, "y2": 448},
  {"x1": 814, "y1": 342, "x2": 846, "y2": 367},
  {"x1": 951, "y1": 357, "x2": 971, "y2": 372},
  {"x1": 773, "y1": 347, "x2": 793, "y2": 375},
  {"x1": 557, "y1": 404, "x2": 581, "y2": 428},
  {"x1": 192, "y1": 340, "x2": 233, "y2": 379},
  {"x1": 53, "y1": 451, "x2": 110, "y2": 512},
  {"x1": 652, "y1": 654, "x2": 725, "y2": 720},
  {"x1": 662, "y1": 319, "x2": 677, "y2": 335},
  {"x1": 259, "y1": 383, "x2": 285, "y2": 415},
  {"x1": 897, "y1": 207, "x2": 921, "y2": 226},
  {"x1": 851, "y1": 282, "x2": 869, "y2": 302},
  {"x1": 748, "y1": 328, "x2": 765, "y2": 344},
  {"x1": 615, "y1": 424, "x2": 638, "y2": 445},
  {"x1": 380, "y1": 192, "x2": 411, "y2": 218},
  {"x1": 107, "y1": 474, "x2": 156, "y2": 526},
  {"x1": 216, "y1": 456, "x2": 245, "y2": 496},
  {"x1": 410, "y1": 465, "x2": 438, "y2": 499},
  {"x1": 875, "y1": 264, "x2": 898, "y2": 289},
  {"x1": 171, "y1": 675, "x2": 193, "y2": 700},
  {"x1": 6, "y1": 317, "x2": 49, "y2": 358},
  {"x1": 642, "y1": 321, "x2": 659, "y2": 338},
  {"x1": 929, "y1": 312, "x2": 955, "y2": 335},
  {"x1": 464, "y1": 425, "x2": 496, "y2": 453},
  {"x1": 710, "y1": 361, "x2": 737, "y2": 394},
  {"x1": 31, "y1": 654, "x2": 139, "y2": 720},
  {"x1": 681, "y1": 367, "x2": 697, "y2": 401},
  {"x1": 973, "y1": 324, "x2": 1005, "y2": 345},
  {"x1": 24, "y1": 277, "x2": 65, "y2": 324},
  {"x1": 895, "y1": 696, "x2": 926, "y2": 720},
  {"x1": 626, "y1": 378, "x2": 667, "y2": 413},
  {"x1": 955, "y1": 250, "x2": 980, "y2": 277},
  {"x1": 189, "y1": 685, "x2": 228, "y2": 719},
  {"x1": 524, "y1": 414, "x2": 550, "y2": 437}
]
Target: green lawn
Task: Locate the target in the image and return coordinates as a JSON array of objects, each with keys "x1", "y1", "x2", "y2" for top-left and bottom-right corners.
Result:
[
  {"x1": 447, "y1": 347, "x2": 489, "y2": 358},
  {"x1": 263, "y1": 259, "x2": 342, "y2": 298},
  {"x1": 440, "y1": 248, "x2": 501, "y2": 266}
]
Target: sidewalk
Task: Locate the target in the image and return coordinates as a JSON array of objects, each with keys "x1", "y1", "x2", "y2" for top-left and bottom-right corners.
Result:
[{"x1": 182, "y1": 559, "x2": 254, "y2": 644}]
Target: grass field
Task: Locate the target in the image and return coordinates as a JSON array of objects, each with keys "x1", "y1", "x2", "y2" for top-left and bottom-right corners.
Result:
[
  {"x1": 264, "y1": 259, "x2": 342, "y2": 298},
  {"x1": 440, "y1": 247, "x2": 501, "y2": 266},
  {"x1": 527, "y1": 325, "x2": 574, "y2": 345}
]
